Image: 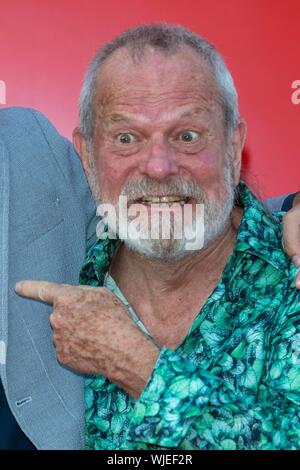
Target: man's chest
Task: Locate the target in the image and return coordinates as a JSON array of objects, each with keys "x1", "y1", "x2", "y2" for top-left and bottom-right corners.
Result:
[{"x1": 85, "y1": 287, "x2": 282, "y2": 451}]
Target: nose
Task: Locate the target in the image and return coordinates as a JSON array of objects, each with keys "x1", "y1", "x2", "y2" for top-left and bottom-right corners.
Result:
[{"x1": 139, "y1": 135, "x2": 179, "y2": 180}]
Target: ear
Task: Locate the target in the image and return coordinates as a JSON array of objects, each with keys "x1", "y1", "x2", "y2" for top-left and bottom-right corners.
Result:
[
  {"x1": 72, "y1": 127, "x2": 92, "y2": 179},
  {"x1": 230, "y1": 119, "x2": 247, "y2": 186}
]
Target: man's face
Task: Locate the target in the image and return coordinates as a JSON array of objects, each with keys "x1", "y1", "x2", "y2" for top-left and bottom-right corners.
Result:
[{"x1": 77, "y1": 46, "x2": 244, "y2": 259}]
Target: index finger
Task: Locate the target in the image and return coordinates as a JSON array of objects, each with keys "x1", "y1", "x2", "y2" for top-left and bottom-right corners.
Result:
[{"x1": 14, "y1": 280, "x2": 68, "y2": 304}]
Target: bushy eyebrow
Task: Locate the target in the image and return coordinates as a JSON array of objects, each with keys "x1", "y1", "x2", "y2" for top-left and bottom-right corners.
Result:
[
  {"x1": 178, "y1": 108, "x2": 207, "y2": 119},
  {"x1": 106, "y1": 108, "x2": 209, "y2": 126},
  {"x1": 107, "y1": 113, "x2": 148, "y2": 124},
  {"x1": 109, "y1": 113, "x2": 130, "y2": 122}
]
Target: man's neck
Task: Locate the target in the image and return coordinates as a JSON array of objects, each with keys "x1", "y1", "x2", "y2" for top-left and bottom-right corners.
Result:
[{"x1": 109, "y1": 218, "x2": 238, "y2": 341}]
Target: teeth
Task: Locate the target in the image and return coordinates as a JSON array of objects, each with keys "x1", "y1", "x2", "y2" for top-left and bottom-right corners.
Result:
[
  {"x1": 160, "y1": 196, "x2": 181, "y2": 203},
  {"x1": 139, "y1": 196, "x2": 189, "y2": 204},
  {"x1": 145, "y1": 197, "x2": 161, "y2": 203}
]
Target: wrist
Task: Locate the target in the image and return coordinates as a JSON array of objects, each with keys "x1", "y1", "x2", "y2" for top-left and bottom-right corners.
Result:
[{"x1": 116, "y1": 339, "x2": 160, "y2": 399}]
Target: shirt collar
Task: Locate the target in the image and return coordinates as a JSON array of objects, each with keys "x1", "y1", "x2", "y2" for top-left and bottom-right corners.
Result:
[{"x1": 79, "y1": 182, "x2": 290, "y2": 285}]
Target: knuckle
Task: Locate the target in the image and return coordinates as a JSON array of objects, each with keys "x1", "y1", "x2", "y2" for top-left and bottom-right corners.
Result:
[
  {"x1": 49, "y1": 313, "x2": 57, "y2": 327},
  {"x1": 56, "y1": 350, "x2": 66, "y2": 364},
  {"x1": 55, "y1": 293, "x2": 68, "y2": 306},
  {"x1": 50, "y1": 312, "x2": 61, "y2": 328}
]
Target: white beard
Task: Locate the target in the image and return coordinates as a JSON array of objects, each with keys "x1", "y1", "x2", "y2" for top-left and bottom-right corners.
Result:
[
  {"x1": 95, "y1": 157, "x2": 236, "y2": 261},
  {"x1": 121, "y1": 166, "x2": 234, "y2": 260}
]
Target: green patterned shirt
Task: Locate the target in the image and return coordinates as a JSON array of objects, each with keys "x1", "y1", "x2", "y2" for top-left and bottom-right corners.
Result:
[{"x1": 80, "y1": 183, "x2": 300, "y2": 450}]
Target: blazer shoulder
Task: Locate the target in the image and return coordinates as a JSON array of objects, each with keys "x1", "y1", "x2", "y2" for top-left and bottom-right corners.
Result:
[
  {"x1": 1, "y1": 106, "x2": 96, "y2": 234},
  {"x1": 0, "y1": 106, "x2": 72, "y2": 155},
  {"x1": 0, "y1": 106, "x2": 81, "y2": 182}
]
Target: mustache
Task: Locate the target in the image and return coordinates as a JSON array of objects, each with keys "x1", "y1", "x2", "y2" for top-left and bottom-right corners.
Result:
[{"x1": 120, "y1": 177, "x2": 207, "y2": 203}]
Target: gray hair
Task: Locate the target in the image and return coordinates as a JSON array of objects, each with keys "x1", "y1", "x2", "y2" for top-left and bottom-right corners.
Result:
[{"x1": 79, "y1": 23, "x2": 240, "y2": 143}]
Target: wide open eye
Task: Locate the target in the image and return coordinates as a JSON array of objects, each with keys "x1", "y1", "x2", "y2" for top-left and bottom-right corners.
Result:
[
  {"x1": 116, "y1": 133, "x2": 136, "y2": 144},
  {"x1": 178, "y1": 130, "x2": 200, "y2": 143}
]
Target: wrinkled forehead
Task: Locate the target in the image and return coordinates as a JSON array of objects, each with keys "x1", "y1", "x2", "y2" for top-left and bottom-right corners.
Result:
[{"x1": 94, "y1": 45, "x2": 221, "y2": 117}]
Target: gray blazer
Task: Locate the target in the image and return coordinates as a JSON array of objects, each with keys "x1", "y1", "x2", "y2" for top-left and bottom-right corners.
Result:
[{"x1": 0, "y1": 107, "x2": 97, "y2": 449}]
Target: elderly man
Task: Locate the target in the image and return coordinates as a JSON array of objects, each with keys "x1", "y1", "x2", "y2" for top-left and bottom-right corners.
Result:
[{"x1": 15, "y1": 24, "x2": 300, "y2": 450}]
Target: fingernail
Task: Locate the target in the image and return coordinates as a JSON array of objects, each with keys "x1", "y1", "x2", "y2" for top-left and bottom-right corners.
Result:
[
  {"x1": 14, "y1": 282, "x2": 23, "y2": 292},
  {"x1": 292, "y1": 255, "x2": 300, "y2": 267}
]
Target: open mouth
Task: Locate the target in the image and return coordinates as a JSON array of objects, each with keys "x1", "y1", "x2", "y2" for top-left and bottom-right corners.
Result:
[{"x1": 134, "y1": 195, "x2": 191, "y2": 206}]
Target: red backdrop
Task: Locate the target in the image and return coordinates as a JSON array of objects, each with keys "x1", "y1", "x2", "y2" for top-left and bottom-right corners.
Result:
[{"x1": 0, "y1": 0, "x2": 299, "y2": 198}]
